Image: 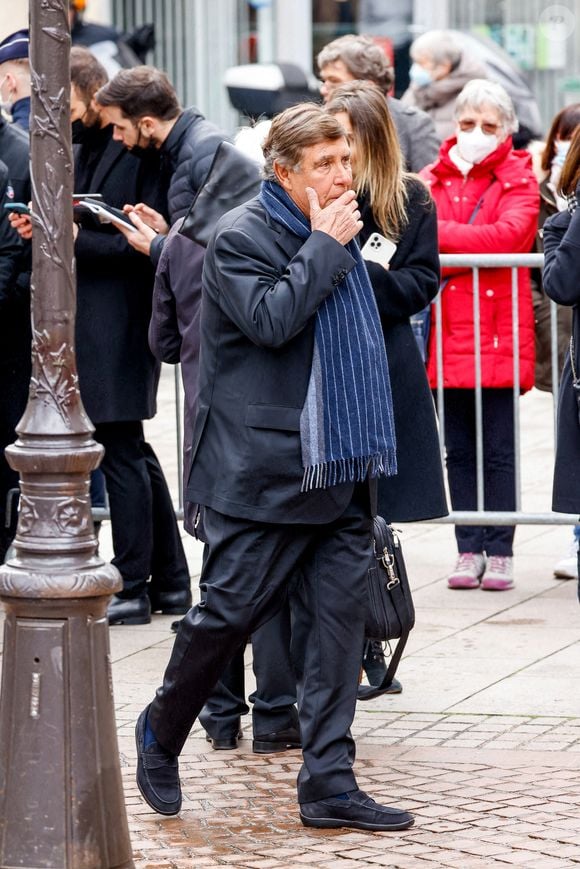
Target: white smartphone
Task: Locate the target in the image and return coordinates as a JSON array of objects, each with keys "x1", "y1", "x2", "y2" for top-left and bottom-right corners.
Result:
[{"x1": 360, "y1": 232, "x2": 397, "y2": 268}]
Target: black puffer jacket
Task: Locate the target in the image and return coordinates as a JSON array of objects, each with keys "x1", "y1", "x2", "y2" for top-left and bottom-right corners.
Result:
[{"x1": 150, "y1": 108, "x2": 226, "y2": 265}]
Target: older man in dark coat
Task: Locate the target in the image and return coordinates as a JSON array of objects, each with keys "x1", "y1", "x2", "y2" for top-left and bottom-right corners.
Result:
[{"x1": 134, "y1": 103, "x2": 414, "y2": 832}]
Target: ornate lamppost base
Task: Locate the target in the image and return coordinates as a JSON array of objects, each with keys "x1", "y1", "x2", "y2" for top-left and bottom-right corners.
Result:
[{"x1": 0, "y1": 578, "x2": 134, "y2": 869}]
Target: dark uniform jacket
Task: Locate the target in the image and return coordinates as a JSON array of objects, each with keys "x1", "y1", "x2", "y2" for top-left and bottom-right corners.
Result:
[{"x1": 186, "y1": 196, "x2": 362, "y2": 524}]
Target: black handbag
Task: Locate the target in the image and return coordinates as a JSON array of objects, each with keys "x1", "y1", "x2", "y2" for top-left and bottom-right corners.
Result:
[
  {"x1": 179, "y1": 140, "x2": 262, "y2": 248},
  {"x1": 358, "y1": 516, "x2": 415, "y2": 701}
]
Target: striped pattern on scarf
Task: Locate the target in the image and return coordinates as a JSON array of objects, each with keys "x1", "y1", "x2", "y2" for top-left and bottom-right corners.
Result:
[{"x1": 260, "y1": 180, "x2": 397, "y2": 492}]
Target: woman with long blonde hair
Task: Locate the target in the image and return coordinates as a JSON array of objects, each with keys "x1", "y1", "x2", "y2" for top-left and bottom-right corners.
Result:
[{"x1": 326, "y1": 81, "x2": 447, "y2": 688}]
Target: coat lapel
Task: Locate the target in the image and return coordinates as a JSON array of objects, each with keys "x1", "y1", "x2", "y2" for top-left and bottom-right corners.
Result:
[{"x1": 88, "y1": 135, "x2": 126, "y2": 192}]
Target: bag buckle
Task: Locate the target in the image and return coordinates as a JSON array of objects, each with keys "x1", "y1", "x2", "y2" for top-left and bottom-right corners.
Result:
[{"x1": 381, "y1": 547, "x2": 400, "y2": 588}]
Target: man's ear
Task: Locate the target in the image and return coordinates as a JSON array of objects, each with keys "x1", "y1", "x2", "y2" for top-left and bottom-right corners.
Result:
[
  {"x1": 139, "y1": 115, "x2": 157, "y2": 138},
  {"x1": 273, "y1": 160, "x2": 293, "y2": 193}
]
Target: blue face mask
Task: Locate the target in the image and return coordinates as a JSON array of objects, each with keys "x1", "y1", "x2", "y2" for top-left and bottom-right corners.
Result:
[
  {"x1": 409, "y1": 62, "x2": 433, "y2": 89},
  {"x1": 553, "y1": 139, "x2": 571, "y2": 167}
]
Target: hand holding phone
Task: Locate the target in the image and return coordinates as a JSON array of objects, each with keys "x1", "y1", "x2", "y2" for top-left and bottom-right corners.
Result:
[
  {"x1": 360, "y1": 232, "x2": 397, "y2": 269},
  {"x1": 3, "y1": 202, "x2": 30, "y2": 215}
]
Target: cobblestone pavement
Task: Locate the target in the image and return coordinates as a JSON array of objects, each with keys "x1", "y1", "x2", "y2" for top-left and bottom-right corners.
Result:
[
  {"x1": 123, "y1": 380, "x2": 580, "y2": 867},
  {"x1": 3, "y1": 374, "x2": 580, "y2": 866},
  {"x1": 123, "y1": 735, "x2": 580, "y2": 868}
]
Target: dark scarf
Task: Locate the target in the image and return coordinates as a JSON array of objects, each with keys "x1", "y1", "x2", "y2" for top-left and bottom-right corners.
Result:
[{"x1": 260, "y1": 180, "x2": 397, "y2": 491}]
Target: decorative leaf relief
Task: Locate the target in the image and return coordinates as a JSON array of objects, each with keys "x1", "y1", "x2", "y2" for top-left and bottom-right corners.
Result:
[
  {"x1": 31, "y1": 164, "x2": 65, "y2": 267},
  {"x1": 30, "y1": 329, "x2": 79, "y2": 423}
]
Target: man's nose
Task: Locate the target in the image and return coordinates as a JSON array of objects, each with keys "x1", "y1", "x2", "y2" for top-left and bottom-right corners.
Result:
[
  {"x1": 336, "y1": 164, "x2": 352, "y2": 186},
  {"x1": 320, "y1": 82, "x2": 330, "y2": 102}
]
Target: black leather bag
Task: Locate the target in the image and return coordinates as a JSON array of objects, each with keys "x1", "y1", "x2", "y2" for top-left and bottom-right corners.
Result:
[
  {"x1": 179, "y1": 140, "x2": 262, "y2": 248},
  {"x1": 358, "y1": 516, "x2": 415, "y2": 701}
]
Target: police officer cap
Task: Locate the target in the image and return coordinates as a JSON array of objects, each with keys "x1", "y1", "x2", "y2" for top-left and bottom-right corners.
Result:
[{"x1": 0, "y1": 29, "x2": 30, "y2": 65}]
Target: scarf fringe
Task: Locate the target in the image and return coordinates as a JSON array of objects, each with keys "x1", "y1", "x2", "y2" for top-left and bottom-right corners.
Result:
[{"x1": 300, "y1": 450, "x2": 398, "y2": 493}]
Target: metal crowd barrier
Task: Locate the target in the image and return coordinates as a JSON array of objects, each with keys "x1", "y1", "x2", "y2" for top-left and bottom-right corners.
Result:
[
  {"x1": 433, "y1": 253, "x2": 575, "y2": 526},
  {"x1": 53, "y1": 253, "x2": 579, "y2": 528}
]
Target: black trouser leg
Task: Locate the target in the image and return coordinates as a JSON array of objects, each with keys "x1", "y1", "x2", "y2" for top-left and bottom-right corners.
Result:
[
  {"x1": 293, "y1": 490, "x2": 369, "y2": 802},
  {"x1": 142, "y1": 441, "x2": 190, "y2": 593},
  {"x1": 198, "y1": 644, "x2": 249, "y2": 739},
  {"x1": 199, "y1": 599, "x2": 297, "y2": 739},
  {"x1": 148, "y1": 489, "x2": 371, "y2": 803},
  {"x1": 94, "y1": 421, "x2": 152, "y2": 596},
  {"x1": 249, "y1": 600, "x2": 298, "y2": 735},
  {"x1": 444, "y1": 388, "x2": 516, "y2": 556}
]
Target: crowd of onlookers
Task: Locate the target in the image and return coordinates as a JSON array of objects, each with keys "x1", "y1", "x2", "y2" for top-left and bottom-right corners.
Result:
[{"x1": 0, "y1": 8, "x2": 579, "y2": 832}]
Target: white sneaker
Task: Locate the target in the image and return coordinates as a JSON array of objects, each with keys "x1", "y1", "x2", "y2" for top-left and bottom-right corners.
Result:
[
  {"x1": 553, "y1": 538, "x2": 579, "y2": 580},
  {"x1": 447, "y1": 552, "x2": 486, "y2": 589},
  {"x1": 481, "y1": 556, "x2": 514, "y2": 591}
]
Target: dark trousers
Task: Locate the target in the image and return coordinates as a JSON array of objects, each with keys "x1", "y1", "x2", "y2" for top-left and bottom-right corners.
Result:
[
  {"x1": 149, "y1": 486, "x2": 371, "y2": 803},
  {"x1": 95, "y1": 421, "x2": 190, "y2": 596},
  {"x1": 199, "y1": 600, "x2": 297, "y2": 739},
  {"x1": 0, "y1": 358, "x2": 30, "y2": 563},
  {"x1": 443, "y1": 388, "x2": 516, "y2": 556}
]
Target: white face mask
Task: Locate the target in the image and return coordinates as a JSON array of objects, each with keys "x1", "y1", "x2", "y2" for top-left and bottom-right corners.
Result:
[
  {"x1": 456, "y1": 126, "x2": 499, "y2": 164},
  {"x1": 553, "y1": 139, "x2": 571, "y2": 167},
  {"x1": 409, "y1": 62, "x2": 433, "y2": 89}
]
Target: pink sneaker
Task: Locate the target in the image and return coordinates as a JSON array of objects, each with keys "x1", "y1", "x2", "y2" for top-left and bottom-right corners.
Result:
[
  {"x1": 447, "y1": 553, "x2": 485, "y2": 589},
  {"x1": 481, "y1": 556, "x2": 514, "y2": 591}
]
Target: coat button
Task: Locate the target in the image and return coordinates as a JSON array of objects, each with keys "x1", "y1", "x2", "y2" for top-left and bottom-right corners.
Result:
[
  {"x1": 445, "y1": 180, "x2": 452, "y2": 186},
  {"x1": 453, "y1": 195, "x2": 460, "y2": 202},
  {"x1": 504, "y1": 182, "x2": 511, "y2": 188},
  {"x1": 486, "y1": 289, "x2": 494, "y2": 296}
]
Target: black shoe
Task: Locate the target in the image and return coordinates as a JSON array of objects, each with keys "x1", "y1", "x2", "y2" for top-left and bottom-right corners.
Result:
[
  {"x1": 253, "y1": 724, "x2": 301, "y2": 754},
  {"x1": 107, "y1": 592, "x2": 151, "y2": 626},
  {"x1": 300, "y1": 788, "x2": 414, "y2": 831},
  {"x1": 135, "y1": 707, "x2": 181, "y2": 816},
  {"x1": 357, "y1": 677, "x2": 403, "y2": 702},
  {"x1": 147, "y1": 587, "x2": 192, "y2": 615},
  {"x1": 362, "y1": 639, "x2": 388, "y2": 686},
  {"x1": 171, "y1": 618, "x2": 183, "y2": 633},
  {"x1": 205, "y1": 727, "x2": 243, "y2": 750}
]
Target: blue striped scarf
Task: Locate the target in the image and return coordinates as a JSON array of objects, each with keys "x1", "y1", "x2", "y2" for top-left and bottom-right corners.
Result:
[{"x1": 260, "y1": 180, "x2": 397, "y2": 491}]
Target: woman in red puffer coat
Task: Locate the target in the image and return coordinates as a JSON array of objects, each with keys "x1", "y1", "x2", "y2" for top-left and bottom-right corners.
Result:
[{"x1": 421, "y1": 79, "x2": 539, "y2": 592}]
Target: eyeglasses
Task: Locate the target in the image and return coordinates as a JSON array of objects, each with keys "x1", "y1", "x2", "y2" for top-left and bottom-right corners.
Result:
[{"x1": 458, "y1": 119, "x2": 501, "y2": 136}]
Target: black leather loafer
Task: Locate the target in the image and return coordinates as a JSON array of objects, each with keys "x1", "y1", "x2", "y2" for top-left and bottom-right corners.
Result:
[
  {"x1": 107, "y1": 592, "x2": 151, "y2": 626},
  {"x1": 205, "y1": 728, "x2": 243, "y2": 750},
  {"x1": 135, "y1": 707, "x2": 182, "y2": 816},
  {"x1": 300, "y1": 788, "x2": 414, "y2": 831},
  {"x1": 147, "y1": 587, "x2": 192, "y2": 615},
  {"x1": 253, "y1": 724, "x2": 301, "y2": 754}
]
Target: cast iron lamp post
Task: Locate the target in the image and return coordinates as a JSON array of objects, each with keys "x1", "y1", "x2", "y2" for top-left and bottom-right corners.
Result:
[{"x1": 0, "y1": 2, "x2": 133, "y2": 866}]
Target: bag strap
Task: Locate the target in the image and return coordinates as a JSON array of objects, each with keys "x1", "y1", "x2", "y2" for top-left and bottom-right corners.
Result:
[{"x1": 356, "y1": 631, "x2": 410, "y2": 701}]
